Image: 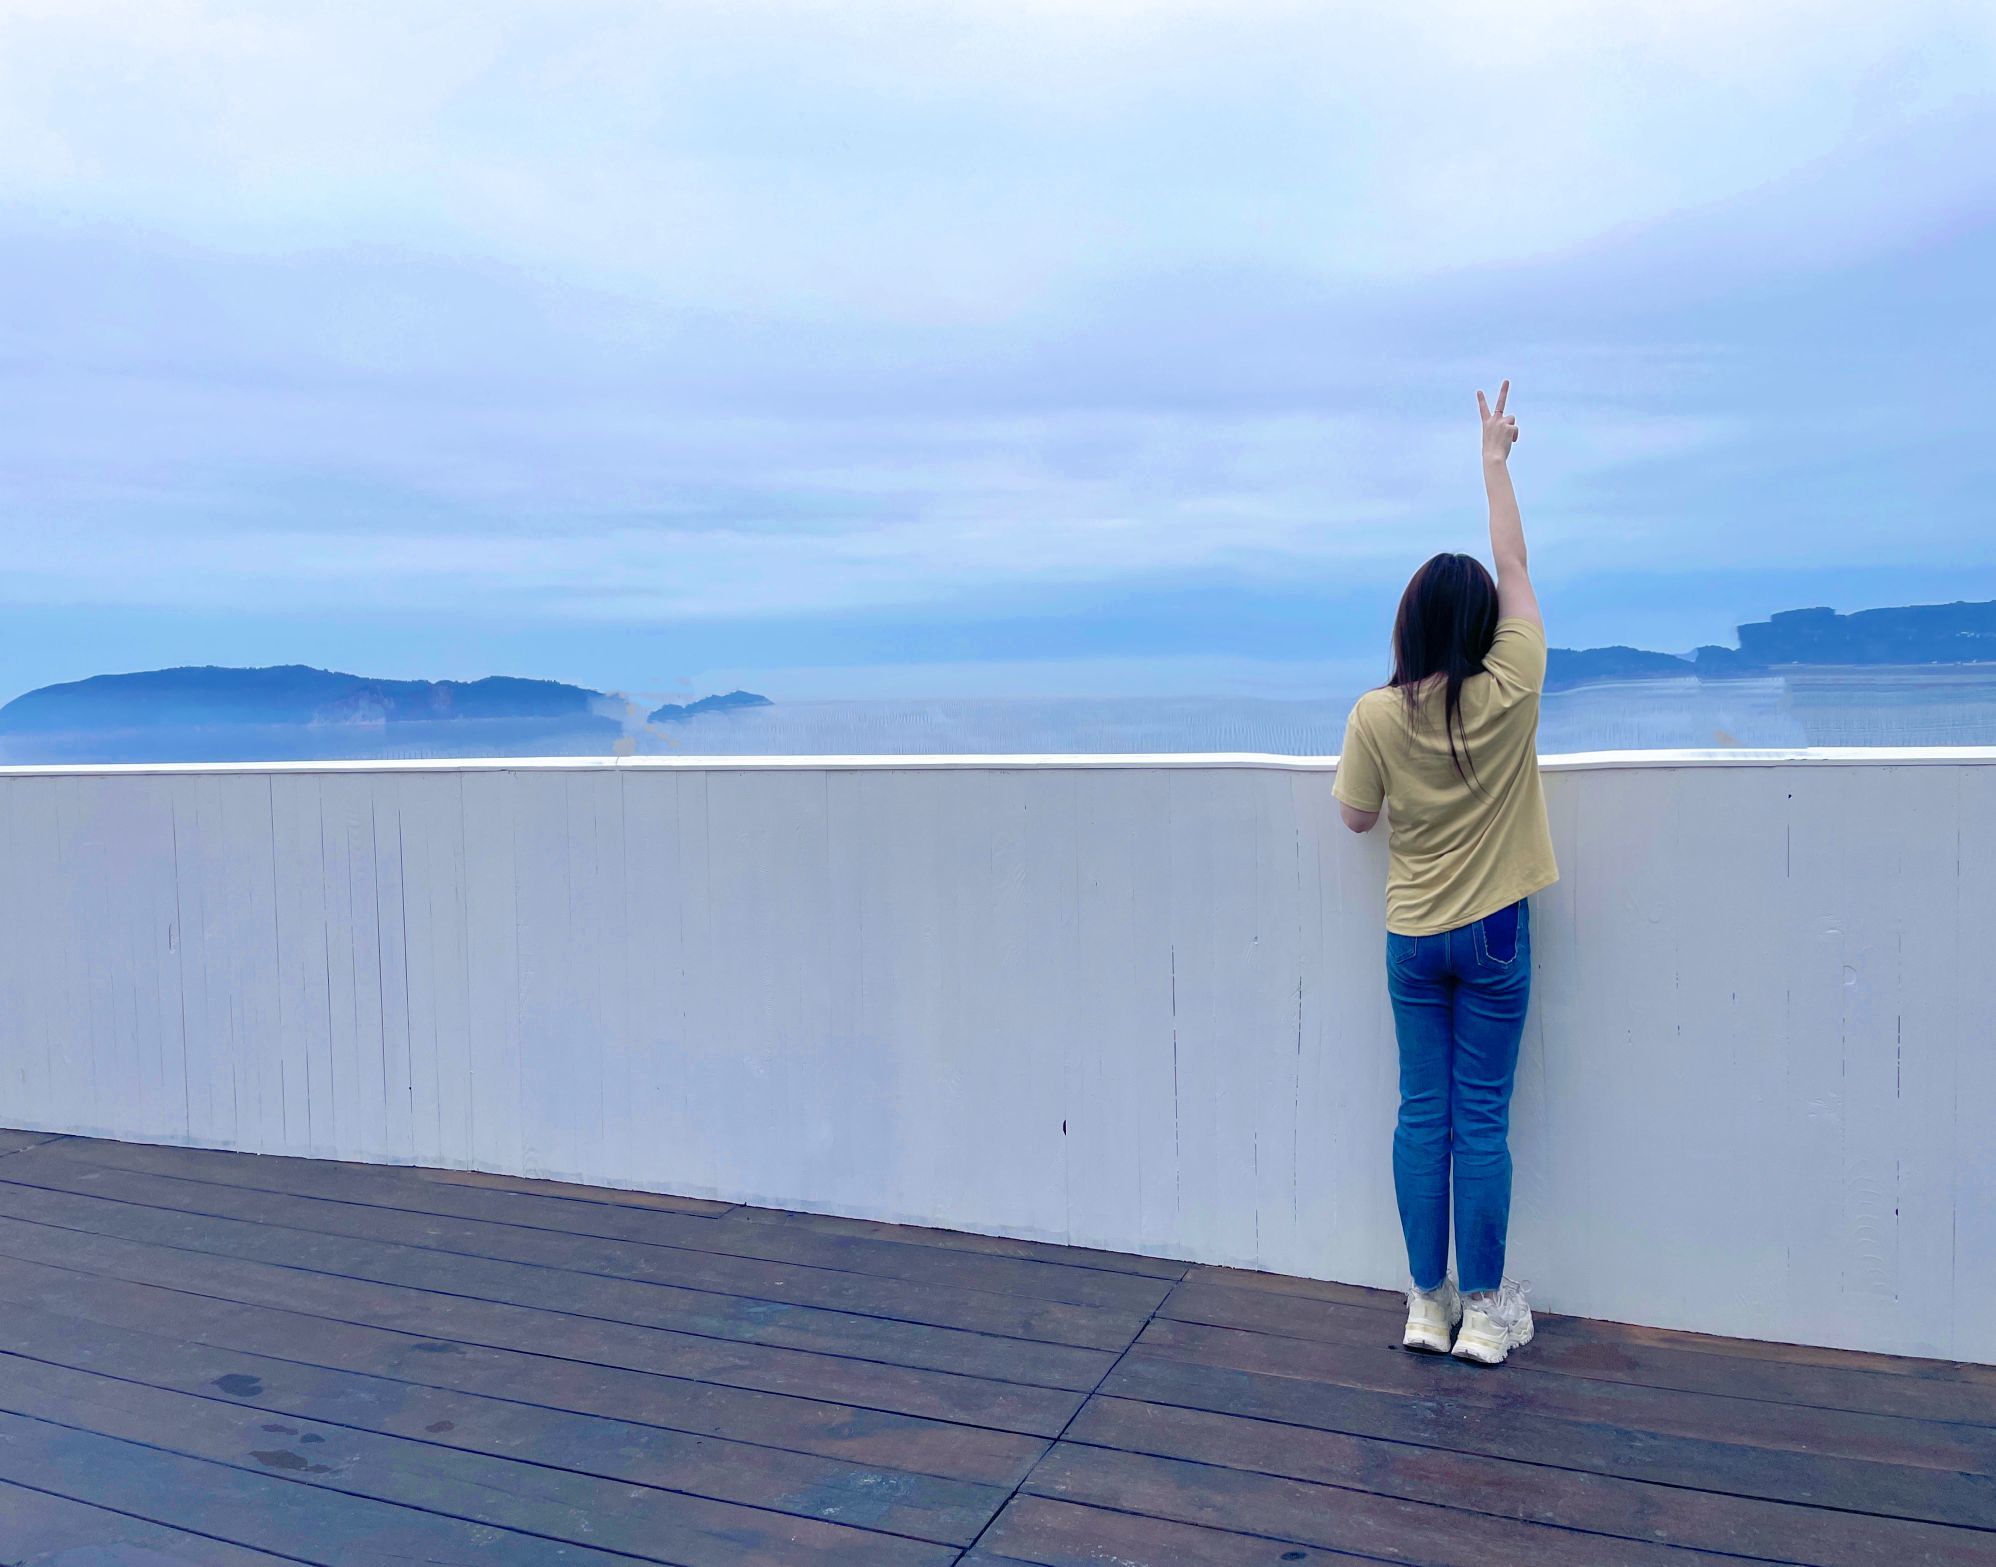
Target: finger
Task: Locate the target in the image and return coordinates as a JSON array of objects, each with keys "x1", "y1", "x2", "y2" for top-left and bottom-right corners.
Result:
[
  {"x1": 1494, "y1": 379, "x2": 1509, "y2": 416},
  {"x1": 1477, "y1": 389, "x2": 1490, "y2": 420}
]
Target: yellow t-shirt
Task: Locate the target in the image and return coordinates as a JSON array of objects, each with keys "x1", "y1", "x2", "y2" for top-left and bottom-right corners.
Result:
[{"x1": 1333, "y1": 617, "x2": 1559, "y2": 936}]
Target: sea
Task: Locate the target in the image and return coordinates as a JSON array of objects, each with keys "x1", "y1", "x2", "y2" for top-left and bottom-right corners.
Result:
[{"x1": 4, "y1": 666, "x2": 1995, "y2": 765}]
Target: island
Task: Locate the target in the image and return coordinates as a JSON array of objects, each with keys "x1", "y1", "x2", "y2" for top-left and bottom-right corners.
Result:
[
  {"x1": 1693, "y1": 601, "x2": 1996, "y2": 676},
  {"x1": 1545, "y1": 645, "x2": 1695, "y2": 692},
  {"x1": 0, "y1": 666, "x2": 777, "y2": 765},
  {"x1": 1548, "y1": 598, "x2": 1996, "y2": 690},
  {"x1": 647, "y1": 690, "x2": 774, "y2": 724},
  {"x1": 0, "y1": 665, "x2": 607, "y2": 733}
]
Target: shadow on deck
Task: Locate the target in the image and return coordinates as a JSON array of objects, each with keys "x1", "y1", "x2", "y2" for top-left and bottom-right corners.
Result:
[{"x1": 0, "y1": 1126, "x2": 1989, "y2": 1565}]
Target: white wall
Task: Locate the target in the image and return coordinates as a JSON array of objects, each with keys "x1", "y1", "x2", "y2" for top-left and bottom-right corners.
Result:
[{"x1": 1, "y1": 751, "x2": 1990, "y2": 1362}]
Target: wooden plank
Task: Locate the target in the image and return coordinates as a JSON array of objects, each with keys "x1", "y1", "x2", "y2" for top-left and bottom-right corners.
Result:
[
  {"x1": 1161, "y1": 1278, "x2": 1996, "y2": 1424},
  {"x1": 37, "y1": 1135, "x2": 1175, "y2": 1313},
  {"x1": 1134, "y1": 1316, "x2": 1996, "y2": 1474},
  {"x1": 1024, "y1": 1442, "x2": 1741, "y2": 1567},
  {"x1": 1532, "y1": 1312, "x2": 1996, "y2": 1387},
  {"x1": 0, "y1": 1478, "x2": 303, "y2": 1566},
  {"x1": 0, "y1": 1155, "x2": 1121, "y2": 1385},
  {"x1": 414, "y1": 1165, "x2": 733, "y2": 1216},
  {"x1": 0, "y1": 1290, "x2": 1002, "y2": 1546},
  {"x1": 734, "y1": 1202, "x2": 1187, "y2": 1280},
  {"x1": 1183, "y1": 1264, "x2": 1400, "y2": 1309},
  {"x1": 3, "y1": 1144, "x2": 1146, "y2": 1352},
  {"x1": 0, "y1": 1353, "x2": 959, "y2": 1566},
  {"x1": 1103, "y1": 1352, "x2": 1996, "y2": 1528},
  {"x1": 0, "y1": 1249, "x2": 1043, "y2": 1488},
  {"x1": 1066, "y1": 1397, "x2": 1996, "y2": 1567},
  {"x1": 1162, "y1": 1279, "x2": 1415, "y2": 1346},
  {"x1": 0, "y1": 1190, "x2": 1085, "y2": 1436},
  {"x1": 976, "y1": 1492, "x2": 1378, "y2": 1566},
  {"x1": 0, "y1": 1405, "x2": 669, "y2": 1565},
  {"x1": 1185, "y1": 1262, "x2": 1996, "y2": 1385}
]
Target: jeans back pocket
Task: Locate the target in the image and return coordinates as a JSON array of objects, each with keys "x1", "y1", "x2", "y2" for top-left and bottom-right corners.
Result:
[{"x1": 1478, "y1": 901, "x2": 1522, "y2": 966}]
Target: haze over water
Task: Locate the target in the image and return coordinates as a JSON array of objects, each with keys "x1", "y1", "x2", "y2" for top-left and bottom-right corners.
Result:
[
  {"x1": 619, "y1": 670, "x2": 1996, "y2": 757},
  {"x1": 7, "y1": 668, "x2": 1993, "y2": 766}
]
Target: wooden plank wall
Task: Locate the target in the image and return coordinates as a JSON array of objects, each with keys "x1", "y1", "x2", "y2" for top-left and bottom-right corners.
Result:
[{"x1": 0, "y1": 756, "x2": 1989, "y2": 1362}]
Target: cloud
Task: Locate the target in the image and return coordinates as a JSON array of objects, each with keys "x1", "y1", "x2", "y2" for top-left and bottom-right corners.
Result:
[
  {"x1": 0, "y1": 0, "x2": 1991, "y2": 652},
  {"x1": 4, "y1": 1, "x2": 1991, "y2": 304}
]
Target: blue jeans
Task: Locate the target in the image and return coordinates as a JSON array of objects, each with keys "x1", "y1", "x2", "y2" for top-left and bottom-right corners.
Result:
[{"x1": 1386, "y1": 899, "x2": 1530, "y2": 1295}]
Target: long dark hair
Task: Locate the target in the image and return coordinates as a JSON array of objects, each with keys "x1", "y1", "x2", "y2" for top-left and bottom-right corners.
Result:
[{"x1": 1389, "y1": 552, "x2": 1499, "y2": 787}]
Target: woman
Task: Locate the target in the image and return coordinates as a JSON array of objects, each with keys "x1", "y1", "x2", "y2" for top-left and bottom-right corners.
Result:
[{"x1": 1332, "y1": 380, "x2": 1557, "y2": 1367}]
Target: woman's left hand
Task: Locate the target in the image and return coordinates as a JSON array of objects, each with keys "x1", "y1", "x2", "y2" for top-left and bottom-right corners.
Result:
[{"x1": 1478, "y1": 380, "x2": 1519, "y2": 465}]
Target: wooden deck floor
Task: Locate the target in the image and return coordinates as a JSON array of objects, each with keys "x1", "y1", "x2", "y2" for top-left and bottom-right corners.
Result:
[{"x1": 0, "y1": 1128, "x2": 1989, "y2": 1566}]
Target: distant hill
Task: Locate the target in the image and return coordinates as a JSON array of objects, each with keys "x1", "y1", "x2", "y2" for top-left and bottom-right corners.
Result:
[
  {"x1": 1545, "y1": 645, "x2": 1692, "y2": 692},
  {"x1": 0, "y1": 665, "x2": 777, "y2": 740},
  {"x1": 0, "y1": 665, "x2": 608, "y2": 734},
  {"x1": 1550, "y1": 598, "x2": 1996, "y2": 689},
  {"x1": 648, "y1": 690, "x2": 773, "y2": 723},
  {"x1": 1695, "y1": 600, "x2": 1996, "y2": 676}
]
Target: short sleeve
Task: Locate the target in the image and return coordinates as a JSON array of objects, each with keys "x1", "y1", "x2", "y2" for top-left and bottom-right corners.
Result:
[
  {"x1": 1483, "y1": 617, "x2": 1547, "y2": 699},
  {"x1": 1333, "y1": 700, "x2": 1385, "y2": 812}
]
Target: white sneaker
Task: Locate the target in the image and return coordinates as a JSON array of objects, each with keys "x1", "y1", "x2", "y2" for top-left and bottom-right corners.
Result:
[
  {"x1": 1402, "y1": 1278, "x2": 1462, "y2": 1353},
  {"x1": 1452, "y1": 1278, "x2": 1533, "y2": 1365}
]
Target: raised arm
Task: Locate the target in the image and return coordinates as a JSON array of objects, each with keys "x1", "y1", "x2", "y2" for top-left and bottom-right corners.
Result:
[{"x1": 1478, "y1": 380, "x2": 1540, "y2": 627}]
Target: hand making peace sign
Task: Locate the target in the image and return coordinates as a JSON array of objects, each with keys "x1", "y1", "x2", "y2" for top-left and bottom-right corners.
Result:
[{"x1": 1478, "y1": 379, "x2": 1519, "y2": 465}]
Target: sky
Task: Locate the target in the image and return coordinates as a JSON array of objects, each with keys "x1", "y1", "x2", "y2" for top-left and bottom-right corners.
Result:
[{"x1": 2, "y1": 0, "x2": 1993, "y2": 707}]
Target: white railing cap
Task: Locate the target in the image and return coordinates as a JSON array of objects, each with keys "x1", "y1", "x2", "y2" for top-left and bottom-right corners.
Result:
[{"x1": 2, "y1": 746, "x2": 1994, "y2": 779}]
